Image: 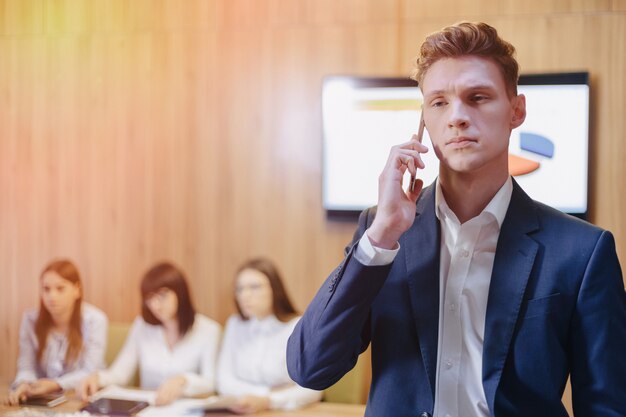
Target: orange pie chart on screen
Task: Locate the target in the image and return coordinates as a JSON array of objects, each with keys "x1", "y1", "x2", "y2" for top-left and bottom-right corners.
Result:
[{"x1": 509, "y1": 153, "x2": 540, "y2": 176}]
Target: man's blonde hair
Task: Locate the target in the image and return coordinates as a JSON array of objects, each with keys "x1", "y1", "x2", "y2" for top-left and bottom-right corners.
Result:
[{"x1": 412, "y1": 22, "x2": 520, "y2": 97}]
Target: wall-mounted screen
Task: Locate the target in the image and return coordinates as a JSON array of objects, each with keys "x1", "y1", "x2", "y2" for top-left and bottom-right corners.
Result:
[{"x1": 322, "y1": 72, "x2": 590, "y2": 219}]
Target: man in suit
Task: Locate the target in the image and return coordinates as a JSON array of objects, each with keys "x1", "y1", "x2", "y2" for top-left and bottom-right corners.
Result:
[{"x1": 287, "y1": 22, "x2": 626, "y2": 416}]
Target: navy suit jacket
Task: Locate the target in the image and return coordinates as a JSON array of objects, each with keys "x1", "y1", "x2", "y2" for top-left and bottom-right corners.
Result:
[{"x1": 287, "y1": 181, "x2": 626, "y2": 416}]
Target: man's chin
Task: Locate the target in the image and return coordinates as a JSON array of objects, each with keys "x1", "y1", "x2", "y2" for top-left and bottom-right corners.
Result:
[{"x1": 443, "y1": 157, "x2": 482, "y2": 173}]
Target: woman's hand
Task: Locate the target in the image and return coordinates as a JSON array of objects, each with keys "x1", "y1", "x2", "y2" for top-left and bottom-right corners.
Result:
[
  {"x1": 25, "y1": 379, "x2": 61, "y2": 397},
  {"x1": 229, "y1": 395, "x2": 270, "y2": 414},
  {"x1": 4, "y1": 382, "x2": 30, "y2": 406},
  {"x1": 3, "y1": 379, "x2": 62, "y2": 406},
  {"x1": 77, "y1": 373, "x2": 100, "y2": 402},
  {"x1": 154, "y1": 375, "x2": 186, "y2": 406}
]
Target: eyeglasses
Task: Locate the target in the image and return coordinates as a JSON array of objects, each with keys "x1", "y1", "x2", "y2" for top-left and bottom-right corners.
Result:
[
  {"x1": 235, "y1": 282, "x2": 269, "y2": 294},
  {"x1": 145, "y1": 288, "x2": 171, "y2": 305}
]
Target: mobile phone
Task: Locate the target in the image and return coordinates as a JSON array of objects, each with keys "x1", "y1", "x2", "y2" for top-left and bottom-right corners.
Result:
[{"x1": 410, "y1": 111, "x2": 426, "y2": 192}]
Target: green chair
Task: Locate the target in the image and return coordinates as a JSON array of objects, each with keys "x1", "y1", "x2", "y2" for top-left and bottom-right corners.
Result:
[
  {"x1": 105, "y1": 322, "x2": 139, "y2": 387},
  {"x1": 323, "y1": 352, "x2": 368, "y2": 404}
]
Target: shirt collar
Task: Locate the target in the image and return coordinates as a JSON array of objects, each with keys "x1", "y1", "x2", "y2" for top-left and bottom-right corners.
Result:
[
  {"x1": 435, "y1": 176, "x2": 513, "y2": 228},
  {"x1": 249, "y1": 314, "x2": 281, "y2": 328}
]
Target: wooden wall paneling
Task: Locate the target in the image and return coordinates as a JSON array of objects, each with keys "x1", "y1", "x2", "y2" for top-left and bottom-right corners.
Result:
[
  {"x1": 215, "y1": 0, "x2": 400, "y2": 29},
  {"x1": 78, "y1": 35, "x2": 124, "y2": 320},
  {"x1": 211, "y1": 27, "x2": 272, "y2": 320},
  {"x1": 160, "y1": 0, "x2": 218, "y2": 32},
  {"x1": 614, "y1": 0, "x2": 626, "y2": 11},
  {"x1": 178, "y1": 31, "x2": 222, "y2": 322},
  {"x1": 302, "y1": 0, "x2": 399, "y2": 25},
  {"x1": 216, "y1": 0, "x2": 274, "y2": 29},
  {"x1": 1, "y1": 0, "x2": 44, "y2": 36},
  {"x1": 43, "y1": 0, "x2": 91, "y2": 35},
  {"x1": 567, "y1": 0, "x2": 613, "y2": 12},
  {"x1": 498, "y1": 0, "x2": 612, "y2": 15},
  {"x1": 400, "y1": 20, "x2": 451, "y2": 73},
  {"x1": 93, "y1": 0, "x2": 132, "y2": 34},
  {"x1": 262, "y1": 26, "x2": 327, "y2": 306},
  {"x1": 0, "y1": 37, "x2": 18, "y2": 382},
  {"x1": 591, "y1": 14, "x2": 626, "y2": 254},
  {"x1": 96, "y1": 34, "x2": 143, "y2": 321},
  {"x1": 402, "y1": 0, "x2": 502, "y2": 21},
  {"x1": 0, "y1": 35, "x2": 49, "y2": 381},
  {"x1": 402, "y1": 0, "x2": 613, "y2": 21}
]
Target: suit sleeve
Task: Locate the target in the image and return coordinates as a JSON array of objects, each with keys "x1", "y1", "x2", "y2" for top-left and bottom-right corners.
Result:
[
  {"x1": 570, "y1": 230, "x2": 626, "y2": 416},
  {"x1": 286, "y1": 208, "x2": 393, "y2": 390}
]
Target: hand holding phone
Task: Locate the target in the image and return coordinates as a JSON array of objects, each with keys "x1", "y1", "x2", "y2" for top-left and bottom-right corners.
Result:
[{"x1": 366, "y1": 110, "x2": 428, "y2": 249}]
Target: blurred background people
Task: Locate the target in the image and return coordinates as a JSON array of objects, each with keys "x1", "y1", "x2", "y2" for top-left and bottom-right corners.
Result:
[
  {"x1": 217, "y1": 258, "x2": 322, "y2": 414},
  {"x1": 5, "y1": 259, "x2": 108, "y2": 405},
  {"x1": 78, "y1": 261, "x2": 221, "y2": 406}
]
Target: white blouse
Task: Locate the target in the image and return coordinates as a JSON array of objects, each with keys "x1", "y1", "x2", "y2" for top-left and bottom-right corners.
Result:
[
  {"x1": 13, "y1": 303, "x2": 108, "y2": 390},
  {"x1": 217, "y1": 315, "x2": 322, "y2": 410},
  {"x1": 98, "y1": 314, "x2": 221, "y2": 396}
]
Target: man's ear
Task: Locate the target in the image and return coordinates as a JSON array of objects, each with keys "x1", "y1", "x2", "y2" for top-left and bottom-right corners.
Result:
[{"x1": 511, "y1": 94, "x2": 526, "y2": 129}]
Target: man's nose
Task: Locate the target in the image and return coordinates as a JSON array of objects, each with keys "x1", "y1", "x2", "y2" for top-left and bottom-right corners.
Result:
[{"x1": 447, "y1": 101, "x2": 470, "y2": 129}]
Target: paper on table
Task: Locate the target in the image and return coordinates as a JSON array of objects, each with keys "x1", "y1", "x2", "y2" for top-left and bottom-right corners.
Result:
[
  {"x1": 137, "y1": 399, "x2": 207, "y2": 417},
  {"x1": 90, "y1": 385, "x2": 157, "y2": 404},
  {"x1": 137, "y1": 397, "x2": 238, "y2": 417},
  {"x1": 187, "y1": 395, "x2": 238, "y2": 411}
]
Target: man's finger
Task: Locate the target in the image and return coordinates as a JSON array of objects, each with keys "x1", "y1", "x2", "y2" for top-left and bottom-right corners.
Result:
[{"x1": 407, "y1": 178, "x2": 423, "y2": 201}]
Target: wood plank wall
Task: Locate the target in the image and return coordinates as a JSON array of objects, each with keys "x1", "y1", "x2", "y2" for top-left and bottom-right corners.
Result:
[{"x1": 1, "y1": 1, "x2": 625, "y2": 412}]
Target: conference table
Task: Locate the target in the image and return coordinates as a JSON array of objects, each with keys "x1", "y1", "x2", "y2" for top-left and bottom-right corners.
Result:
[{"x1": 0, "y1": 384, "x2": 366, "y2": 417}]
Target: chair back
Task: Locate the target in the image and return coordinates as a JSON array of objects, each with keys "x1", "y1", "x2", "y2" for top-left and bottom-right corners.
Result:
[
  {"x1": 105, "y1": 322, "x2": 139, "y2": 386},
  {"x1": 323, "y1": 353, "x2": 367, "y2": 404}
]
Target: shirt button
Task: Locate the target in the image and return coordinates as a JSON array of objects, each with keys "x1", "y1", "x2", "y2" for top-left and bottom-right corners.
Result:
[
  {"x1": 445, "y1": 358, "x2": 453, "y2": 369},
  {"x1": 460, "y1": 249, "x2": 469, "y2": 257},
  {"x1": 449, "y1": 303, "x2": 456, "y2": 311}
]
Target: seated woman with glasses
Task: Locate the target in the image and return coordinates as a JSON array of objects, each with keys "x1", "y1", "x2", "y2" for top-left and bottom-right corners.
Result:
[
  {"x1": 78, "y1": 262, "x2": 221, "y2": 405},
  {"x1": 217, "y1": 258, "x2": 322, "y2": 414}
]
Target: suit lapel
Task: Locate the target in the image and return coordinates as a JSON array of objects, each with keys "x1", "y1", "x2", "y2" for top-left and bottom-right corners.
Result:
[
  {"x1": 404, "y1": 185, "x2": 440, "y2": 401},
  {"x1": 482, "y1": 181, "x2": 540, "y2": 412}
]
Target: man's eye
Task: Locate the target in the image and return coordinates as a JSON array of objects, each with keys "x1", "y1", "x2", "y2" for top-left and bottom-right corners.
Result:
[
  {"x1": 471, "y1": 95, "x2": 487, "y2": 102},
  {"x1": 431, "y1": 100, "x2": 445, "y2": 107}
]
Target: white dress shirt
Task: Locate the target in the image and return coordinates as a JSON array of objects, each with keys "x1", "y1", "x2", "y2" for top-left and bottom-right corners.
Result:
[
  {"x1": 217, "y1": 314, "x2": 322, "y2": 410},
  {"x1": 98, "y1": 314, "x2": 221, "y2": 396},
  {"x1": 355, "y1": 177, "x2": 512, "y2": 417},
  {"x1": 13, "y1": 302, "x2": 108, "y2": 390}
]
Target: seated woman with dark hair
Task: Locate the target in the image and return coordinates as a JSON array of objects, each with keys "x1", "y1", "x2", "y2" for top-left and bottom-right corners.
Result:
[
  {"x1": 78, "y1": 262, "x2": 221, "y2": 405},
  {"x1": 217, "y1": 258, "x2": 322, "y2": 414},
  {"x1": 5, "y1": 259, "x2": 108, "y2": 406}
]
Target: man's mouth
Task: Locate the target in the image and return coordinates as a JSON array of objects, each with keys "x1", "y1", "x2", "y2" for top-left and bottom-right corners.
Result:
[{"x1": 447, "y1": 136, "x2": 477, "y2": 147}]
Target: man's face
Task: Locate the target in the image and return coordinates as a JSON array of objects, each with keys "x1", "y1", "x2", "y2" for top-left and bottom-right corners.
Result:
[{"x1": 421, "y1": 56, "x2": 525, "y2": 177}]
